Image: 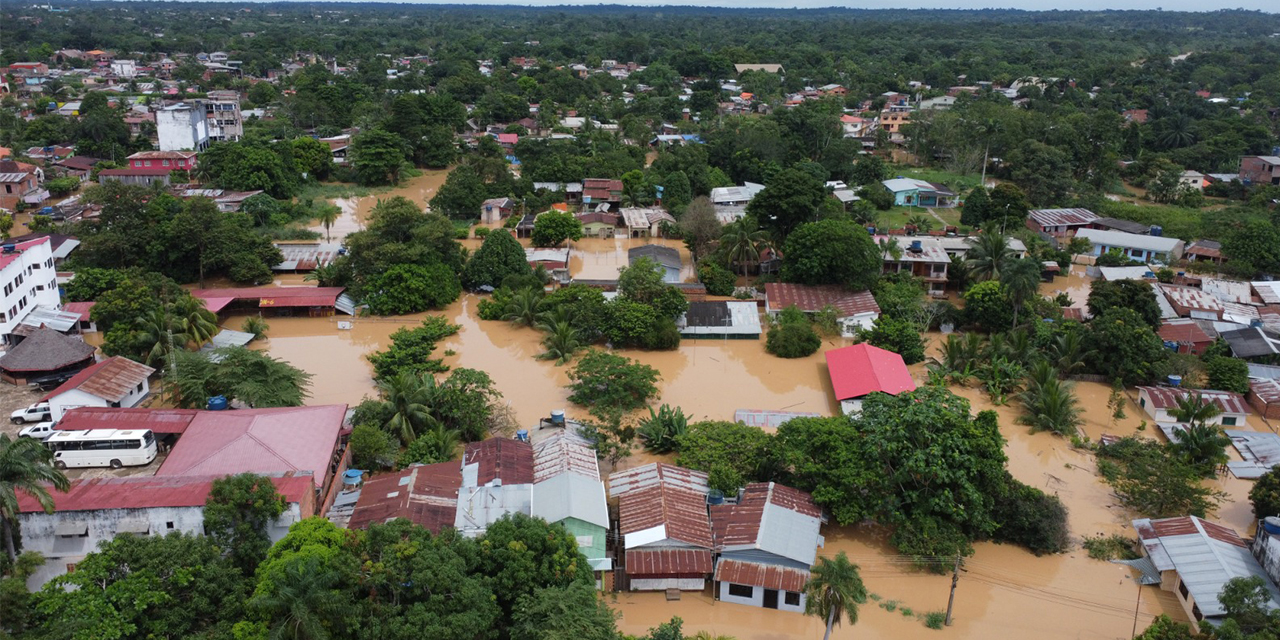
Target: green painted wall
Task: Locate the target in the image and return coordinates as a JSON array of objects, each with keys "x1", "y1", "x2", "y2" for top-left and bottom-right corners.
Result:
[{"x1": 559, "y1": 516, "x2": 607, "y2": 562}]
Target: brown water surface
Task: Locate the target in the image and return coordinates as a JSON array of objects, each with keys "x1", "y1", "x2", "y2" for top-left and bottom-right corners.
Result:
[{"x1": 315, "y1": 169, "x2": 452, "y2": 241}]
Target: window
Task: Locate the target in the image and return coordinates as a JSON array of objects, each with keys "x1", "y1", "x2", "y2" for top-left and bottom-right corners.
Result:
[
  {"x1": 163, "y1": 160, "x2": 170, "y2": 167},
  {"x1": 784, "y1": 592, "x2": 801, "y2": 607},
  {"x1": 1222, "y1": 416, "x2": 1237, "y2": 426},
  {"x1": 1178, "y1": 579, "x2": 1189, "y2": 600},
  {"x1": 727, "y1": 584, "x2": 754, "y2": 598},
  {"x1": 166, "y1": 521, "x2": 175, "y2": 530}
]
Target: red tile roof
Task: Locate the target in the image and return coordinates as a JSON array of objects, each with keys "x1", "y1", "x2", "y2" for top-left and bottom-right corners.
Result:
[
  {"x1": 1252, "y1": 379, "x2": 1280, "y2": 406},
  {"x1": 582, "y1": 178, "x2": 623, "y2": 201},
  {"x1": 463, "y1": 438, "x2": 533, "y2": 485},
  {"x1": 714, "y1": 559, "x2": 809, "y2": 592},
  {"x1": 625, "y1": 548, "x2": 712, "y2": 576},
  {"x1": 17, "y1": 473, "x2": 313, "y2": 513},
  {"x1": 610, "y1": 462, "x2": 713, "y2": 548},
  {"x1": 156, "y1": 405, "x2": 347, "y2": 488},
  {"x1": 348, "y1": 462, "x2": 461, "y2": 531},
  {"x1": 56, "y1": 407, "x2": 200, "y2": 434},
  {"x1": 1137, "y1": 386, "x2": 1251, "y2": 415},
  {"x1": 763, "y1": 283, "x2": 880, "y2": 317},
  {"x1": 41, "y1": 356, "x2": 154, "y2": 403},
  {"x1": 824, "y1": 344, "x2": 916, "y2": 402}
]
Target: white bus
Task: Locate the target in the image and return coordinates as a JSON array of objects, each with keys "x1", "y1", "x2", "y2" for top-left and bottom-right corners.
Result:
[{"x1": 45, "y1": 429, "x2": 158, "y2": 469}]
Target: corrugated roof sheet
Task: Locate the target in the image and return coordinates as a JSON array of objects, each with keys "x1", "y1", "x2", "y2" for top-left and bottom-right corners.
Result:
[
  {"x1": 1161, "y1": 284, "x2": 1224, "y2": 314},
  {"x1": 56, "y1": 407, "x2": 199, "y2": 434},
  {"x1": 1027, "y1": 208, "x2": 1099, "y2": 228},
  {"x1": 1078, "y1": 228, "x2": 1180, "y2": 254},
  {"x1": 463, "y1": 438, "x2": 533, "y2": 485},
  {"x1": 1222, "y1": 327, "x2": 1280, "y2": 359},
  {"x1": 42, "y1": 356, "x2": 154, "y2": 403},
  {"x1": 348, "y1": 462, "x2": 461, "y2": 531},
  {"x1": 1225, "y1": 429, "x2": 1280, "y2": 478},
  {"x1": 626, "y1": 549, "x2": 713, "y2": 576},
  {"x1": 711, "y1": 482, "x2": 823, "y2": 565},
  {"x1": 763, "y1": 283, "x2": 879, "y2": 317},
  {"x1": 734, "y1": 409, "x2": 821, "y2": 430},
  {"x1": 610, "y1": 462, "x2": 712, "y2": 549},
  {"x1": 190, "y1": 286, "x2": 345, "y2": 304},
  {"x1": 824, "y1": 343, "x2": 916, "y2": 402},
  {"x1": 532, "y1": 432, "x2": 599, "y2": 482},
  {"x1": 714, "y1": 559, "x2": 809, "y2": 592},
  {"x1": 1133, "y1": 516, "x2": 1280, "y2": 617},
  {"x1": 1136, "y1": 386, "x2": 1250, "y2": 415},
  {"x1": 628, "y1": 244, "x2": 681, "y2": 270},
  {"x1": 156, "y1": 405, "x2": 347, "y2": 488},
  {"x1": 1158, "y1": 319, "x2": 1213, "y2": 346},
  {"x1": 17, "y1": 473, "x2": 313, "y2": 513}
]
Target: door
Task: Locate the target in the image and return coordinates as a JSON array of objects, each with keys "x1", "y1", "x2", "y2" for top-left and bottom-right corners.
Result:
[{"x1": 763, "y1": 589, "x2": 779, "y2": 609}]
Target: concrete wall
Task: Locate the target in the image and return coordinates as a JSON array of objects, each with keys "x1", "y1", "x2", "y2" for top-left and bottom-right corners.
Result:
[
  {"x1": 50, "y1": 380, "x2": 149, "y2": 421},
  {"x1": 1137, "y1": 390, "x2": 1248, "y2": 427},
  {"x1": 717, "y1": 580, "x2": 806, "y2": 612},
  {"x1": 0, "y1": 240, "x2": 60, "y2": 341},
  {"x1": 157, "y1": 106, "x2": 209, "y2": 152},
  {"x1": 632, "y1": 577, "x2": 705, "y2": 591}
]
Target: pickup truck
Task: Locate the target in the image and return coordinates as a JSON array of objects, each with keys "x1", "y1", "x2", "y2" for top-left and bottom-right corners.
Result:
[
  {"x1": 17, "y1": 421, "x2": 55, "y2": 441},
  {"x1": 10, "y1": 402, "x2": 51, "y2": 424}
]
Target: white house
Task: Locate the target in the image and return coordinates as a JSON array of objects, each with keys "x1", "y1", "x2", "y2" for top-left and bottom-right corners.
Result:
[
  {"x1": 43, "y1": 356, "x2": 155, "y2": 421},
  {"x1": 109, "y1": 60, "x2": 138, "y2": 79},
  {"x1": 1136, "y1": 386, "x2": 1251, "y2": 427},
  {"x1": 1075, "y1": 228, "x2": 1185, "y2": 264},
  {"x1": 16, "y1": 473, "x2": 315, "y2": 589},
  {"x1": 1180, "y1": 170, "x2": 1206, "y2": 190},
  {"x1": 0, "y1": 237, "x2": 62, "y2": 345},
  {"x1": 711, "y1": 482, "x2": 825, "y2": 613}
]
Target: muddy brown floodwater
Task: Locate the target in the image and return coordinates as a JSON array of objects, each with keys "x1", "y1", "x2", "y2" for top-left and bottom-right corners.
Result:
[
  {"x1": 221, "y1": 176, "x2": 1280, "y2": 638},
  {"x1": 314, "y1": 169, "x2": 452, "y2": 241}
]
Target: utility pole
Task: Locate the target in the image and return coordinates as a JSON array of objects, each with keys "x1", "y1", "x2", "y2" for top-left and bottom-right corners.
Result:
[
  {"x1": 1131, "y1": 582, "x2": 1143, "y2": 639},
  {"x1": 945, "y1": 556, "x2": 961, "y2": 626}
]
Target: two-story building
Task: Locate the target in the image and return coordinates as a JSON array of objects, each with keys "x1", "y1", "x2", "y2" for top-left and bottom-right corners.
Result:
[
  {"x1": 879, "y1": 236, "x2": 951, "y2": 296},
  {"x1": 204, "y1": 90, "x2": 244, "y2": 142},
  {"x1": 0, "y1": 160, "x2": 48, "y2": 211}
]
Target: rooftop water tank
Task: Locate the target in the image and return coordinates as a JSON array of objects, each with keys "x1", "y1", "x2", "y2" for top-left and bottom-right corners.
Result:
[
  {"x1": 1167, "y1": 375, "x2": 1183, "y2": 387},
  {"x1": 343, "y1": 469, "x2": 364, "y2": 487},
  {"x1": 707, "y1": 489, "x2": 725, "y2": 505},
  {"x1": 515, "y1": 429, "x2": 529, "y2": 443},
  {"x1": 1150, "y1": 225, "x2": 1164, "y2": 237},
  {"x1": 1265, "y1": 516, "x2": 1280, "y2": 536},
  {"x1": 550, "y1": 409, "x2": 565, "y2": 426},
  {"x1": 206, "y1": 395, "x2": 228, "y2": 411}
]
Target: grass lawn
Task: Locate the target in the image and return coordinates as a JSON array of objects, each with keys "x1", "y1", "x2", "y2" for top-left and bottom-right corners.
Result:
[{"x1": 878, "y1": 205, "x2": 963, "y2": 232}]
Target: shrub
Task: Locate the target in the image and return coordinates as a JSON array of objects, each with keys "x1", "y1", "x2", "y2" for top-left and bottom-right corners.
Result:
[
  {"x1": 924, "y1": 612, "x2": 946, "y2": 630},
  {"x1": 1250, "y1": 468, "x2": 1280, "y2": 519},
  {"x1": 240, "y1": 316, "x2": 269, "y2": 341},
  {"x1": 365, "y1": 263, "x2": 461, "y2": 315},
  {"x1": 474, "y1": 226, "x2": 491, "y2": 238},
  {"x1": 637, "y1": 404, "x2": 689, "y2": 454},
  {"x1": 1096, "y1": 437, "x2": 1226, "y2": 518},
  {"x1": 566, "y1": 350, "x2": 660, "y2": 412},
  {"x1": 675, "y1": 420, "x2": 779, "y2": 493},
  {"x1": 859, "y1": 315, "x2": 925, "y2": 364},
  {"x1": 348, "y1": 424, "x2": 397, "y2": 470},
  {"x1": 1204, "y1": 356, "x2": 1249, "y2": 394},
  {"x1": 989, "y1": 479, "x2": 1070, "y2": 555},
  {"x1": 766, "y1": 321, "x2": 821, "y2": 358},
  {"x1": 697, "y1": 262, "x2": 736, "y2": 296},
  {"x1": 1082, "y1": 534, "x2": 1140, "y2": 561}
]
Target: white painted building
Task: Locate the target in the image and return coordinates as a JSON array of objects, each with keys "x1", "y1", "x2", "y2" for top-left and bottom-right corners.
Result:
[
  {"x1": 17, "y1": 473, "x2": 316, "y2": 589},
  {"x1": 157, "y1": 103, "x2": 210, "y2": 151},
  {"x1": 109, "y1": 60, "x2": 138, "y2": 78},
  {"x1": 0, "y1": 237, "x2": 61, "y2": 345},
  {"x1": 1136, "y1": 386, "x2": 1251, "y2": 427},
  {"x1": 44, "y1": 356, "x2": 154, "y2": 421}
]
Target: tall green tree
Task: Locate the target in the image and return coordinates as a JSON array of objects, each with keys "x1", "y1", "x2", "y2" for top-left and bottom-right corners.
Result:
[
  {"x1": 781, "y1": 219, "x2": 881, "y2": 291},
  {"x1": 351, "y1": 128, "x2": 407, "y2": 186},
  {"x1": 746, "y1": 167, "x2": 827, "y2": 240},
  {"x1": 1, "y1": 435, "x2": 69, "y2": 562},
  {"x1": 205, "y1": 474, "x2": 287, "y2": 575},
  {"x1": 804, "y1": 552, "x2": 867, "y2": 640}
]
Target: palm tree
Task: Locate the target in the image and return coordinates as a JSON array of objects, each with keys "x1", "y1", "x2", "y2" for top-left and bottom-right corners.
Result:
[
  {"x1": 171, "y1": 297, "x2": 219, "y2": 347},
  {"x1": 409, "y1": 425, "x2": 461, "y2": 463},
  {"x1": 316, "y1": 206, "x2": 340, "y2": 243},
  {"x1": 536, "y1": 320, "x2": 584, "y2": 365},
  {"x1": 249, "y1": 555, "x2": 346, "y2": 640},
  {"x1": 1016, "y1": 372, "x2": 1084, "y2": 436},
  {"x1": 849, "y1": 205, "x2": 879, "y2": 228},
  {"x1": 1156, "y1": 113, "x2": 1195, "y2": 150},
  {"x1": 1001, "y1": 258, "x2": 1043, "y2": 327},
  {"x1": 966, "y1": 230, "x2": 1013, "y2": 282},
  {"x1": 1, "y1": 434, "x2": 70, "y2": 561},
  {"x1": 905, "y1": 214, "x2": 934, "y2": 233},
  {"x1": 135, "y1": 307, "x2": 190, "y2": 368},
  {"x1": 304, "y1": 264, "x2": 341, "y2": 287},
  {"x1": 721, "y1": 222, "x2": 772, "y2": 276},
  {"x1": 1047, "y1": 332, "x2": 1092, "y2": 376},
  {"x1": 1170, "y1": 392, "x2": 1222, "y2": 426},
  {"x1": 877, "y1": 237, "x2": 903, "y2": 262},
  {"x1": 804, "y1": 552, "x2": 867, "y2": 640},
  {"x1": 377, "y1": 372, "x2": 437, "y2": 446},
  {"x1": 502, "y1": 288, "x2": 544, "y2": 328},
  {"x1": 1174, "y1": 422, "x2": 1231, "y2": 476}
]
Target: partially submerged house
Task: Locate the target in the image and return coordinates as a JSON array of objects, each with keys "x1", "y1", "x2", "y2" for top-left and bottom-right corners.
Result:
[
  {"x1": 347, "y1": 461, "x2": 461, "y2": 532},
  {"x1": 824, "y1": 343, "x2": 916, "y2": 415},
  {"x1": 677, "y1": 301, "x2": 762, "y2": 339},
  {"x1": 1157, "y1": 319, "x2": 1215, "y2": 355},
  {"x1": 610, "y1": 462, "x2": 714, "y2": 591},
  {"x1": 1133, "y1": 516, "x2": 1280, "y2": 631},
  {"x1": 763, "y1": 283, "x2": 880, "y2": 337},
  {"x1": 1135, "y1": 386, "x2": 1250, "y2": 427},
  {"x1": 629, "y1": 244, "x2": 682, "y2": 283},
  {"x1": 0, "y1": 328, "x2": 96, "y2": 386},
  {"x1": 1075, "y1": 228, "x2": 1184, "y2": 263},
  {"x1": 711, "y1": 482, "x2": 825, "y2": 613},
  {"x1": 1025, "y1": 208, "x2": 1099, "y2": 238},
  {"x1": 531, "y1": 432, "x2": 613, "y2": 583}
]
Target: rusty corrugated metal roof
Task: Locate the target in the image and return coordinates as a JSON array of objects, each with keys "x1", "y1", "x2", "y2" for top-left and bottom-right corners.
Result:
[
  {"x1": 42, "y1": 356, "x2": 154, "y2": 403},
  {"x1": 1137, "y1": 386, "x2": 1251, "y2": 415},
  {"x1": 610, "y1": 463, "x2": 712, "y2": 549},
  {"x1": 348, "y1": 462, "x2": 461, "y2": 532},
  {"x1": 56, "y1": 407, "x2": 199, "y2": 434},
  {"x1": 714, "y1": 559, "x2": 809, "y2": 592},
  {"x1": 625, "y1": 549, "x2": 712, "y2": 576},
  {"x1": 17, "y1": 473, "x2": 313, "y2": 513},
  {"x1": 463, "y1": 438, "x2": 533, "y2": 485}
]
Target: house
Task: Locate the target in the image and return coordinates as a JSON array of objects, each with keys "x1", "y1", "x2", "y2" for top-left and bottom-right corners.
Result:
[
  {"x1": 610, "y1": 462, "x2": 714, "y2": 591},
  {"x1": 204, "y1": 90, "x2": 243, "y2": 143},
  {"x1": 824, "y1": 343, "x2": 917, "y2": 416},
  {"x1": 1133, "y1": 516, "x2": 1280, "y2": 631},
  {"x1": 878, "y1": 110, "x2": 912, "y2": 142},
  {"x1": 839, "y1": 115, "x2": 868, "y2": 137},
  {"x1": 710, "y1": 183, "x2": 765, "y2": 207},
  {"x1": 62, "y1": 301, "x2": 96, "y2": 333},
  {"x1": 763, "y1": 283, "x2": 879, "y2": 337},
  {"x1": 42, "y1": 356, "x2": 154, "y2": 421},
  {"x1": 188, "y1": 286, "x2": 345, "y2": 317},
  {"x1": 0, "y1": 328, "x2": 96, "y2": 386},
  {"x1": 0, "y1": 160, "x2": 48, "y2": 211},
  {"x1": 96, "y1": 165, "x2": 175, "y2": 187},
  {"x1": 677, "y1": 301, "x2": 762, "y2": 339},
  {"x1": 1180, "y1": 170, "x2": 1206, "y2": 190},
  {"x1": 629, "y1": 245, "x2": 682, "y2": 283},
  {"x1": 1185, "y1": 240, "x2": 1225, "y2": 264},
  {"x1": 1157, "y1": 319, "x2": 1214, "y2": 355},
  {"x1": 577, "y1": 211, "x2": 620, "y2": 238},
  {"x1": 530, "y1": 432, "x2": 613, "y2": 582},
  {"x1": 1135, "y1": 386, "x2": 1250, "y2": 427},
  {"x1": 880, "y1": 237, "x2": 950, "y2": 296},
  {"x1": 582, "y1": 178, "x2": 623, "y2": 208},
  {"x1": 1075, "y1": 228, "x2": 1184, "y2": 263},
  {"x1": 16, "y1": 473, "x2": 316, "y2": 589},
  {"x1": 881, "y1": 178, "x2": 956, "y2": 208},
  {"x1": 455, "y1": 438, "x2": 534, "y2": 537},
  {"x1": 733, "y1": 410, "x2": 822, "y2": 430},
  {"x1": 1249, "y1": 379, "x2": 1280, "y2": 421},
  {"x1": 480, "y1": 197, "x2": 514, "y2": 224},
  {"x1": 347, "y1": 461, "x2": 461, "y2": 533},
  {"x1": 155, "y1": 404, "x2": 349, "y2": 512},
  {"x1": 0, "y1": 237, "x2": 60, "y2": 344},
  {"x1": 514, "y1": 213, "x2": 538, "y2": 239},
  {"x1": 126, "y1": 150, "x2": 198, "y2": 172},
  {"x1": 1240, "y1": 156, "x2": 1280, "y2": 186},
  {"x1": 1160, "y1": 284, "x2": 1224, "y2": 320},
  {"x1": 1026, "y1": 208, "x2": 1099, "y2": 238},
  {"x1": 109, "y1": 59, "x2": 137, "y2": 78},
  {"x1": 1219, "y1": 326, "x2": 1280, "y2": 361},
  {"x1": 711, "y1": 482, "x2": 824, "y2": 613},
  {"x1": 53, "y1": 156, "x2": 101, "y2": 182}
]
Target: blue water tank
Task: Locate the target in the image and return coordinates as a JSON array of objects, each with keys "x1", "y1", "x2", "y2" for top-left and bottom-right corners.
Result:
[
  {"x1": 343, "y1": 469, "x2": 363, "y2": 487},
  {"x1": 1265, "y1": 517, "x2": 1280, "y2": 535},
  {"x1": 1150, "y1": 225, "x2": 1164, "y2": 237},
  {"x1": 910, "y1": 240, "x2": 923, "y2": 252},
  {"x1": 206, "y1": 395, "x2": 228, "y2": 411},
  {"x1": 515, "y1": 429, "x2": 529, "y2": 443},
  {"x1": 40, "y1": 206, "x2": 53, "y2": 215},
  {"x1": 1167, "y1": 375, "x2": 1183, "y2": 387},
  {"x1": 707, "y1": 490, "x2": 725, "y2": 505},
  {"x1": 1164, "y1": 340, "x2": 1179, "y2": 351}
]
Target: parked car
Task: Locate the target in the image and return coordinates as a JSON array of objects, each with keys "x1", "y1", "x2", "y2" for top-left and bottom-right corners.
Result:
[
  {"x1": 10, "y1": 402, "x2": 51, "y2": 424},
  {"x1": 17, "y1": 421, "x2": 55, "y2": 441}
]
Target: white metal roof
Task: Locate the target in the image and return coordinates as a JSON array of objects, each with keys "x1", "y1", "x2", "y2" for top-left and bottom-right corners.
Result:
[
  {"x1": 1076, "y1": 228, "x2": 1182, "y2": 253},
  {"x1": 531, "y1": 472, "x2": 609, "y2": 530},
  {"x1": 1134, "y1": 516, "x2": 1280, "y2": 617}
]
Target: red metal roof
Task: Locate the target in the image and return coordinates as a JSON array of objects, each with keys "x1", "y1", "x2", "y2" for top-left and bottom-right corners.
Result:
[
  {"x1": 62, "y1": 301, "x2": 95, "y2": 322},
  {"x1": 17, "y1": 473, "x2": 313, "y2": 513},
  {"x1": 190, "y1": 286, "x2": 344, "y2": 305},
  {"x1": 714, "y1": 559, "x2": 809, "y2": 592},
  {"x1": 1252, "y1": 379, "x2": 1280, "y2": 406},
  {"x1": 156, "y1": 405, "x2": 347, "y2": 488},
  {"x1": 0, "y1": 237, "x2": 50, "y2": 272},
  {"x1": 625, "y1": 549, "x2": 712, "y2": 576},
  {"x1": 1136, "y1": 515, "x2": 1246, "y2": 548},
  {"x1": 56, "y1": 407, "x2": 200, "y2": 434},
  {"x1": 1158, "y1": 319, "x2": 1213, "y2": 346},
  {"x1": 41, "y1": 356, "x2": 155, "y2": 403},
  {"x1": 824, "y1": 344, "x2": 916, "y2": 402},
  {"x1": 764, "y1": 283, "x2": 880, "y2": 317},
  {"x1": 258, "y1": 295, "x2": 339, "y2": 308},
  {"x1": 348, "y1": 462, "x2": 461, "y2": 532},
  {"x1": 1137, "y1": 386, "x2": 1251, "y2": 415},
  {"x1": 611, "y1": 462, "x2": 713, "y2": 548},
  {"x1": 463, "y1": 438, "x2": 533, "y2": 485}
]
